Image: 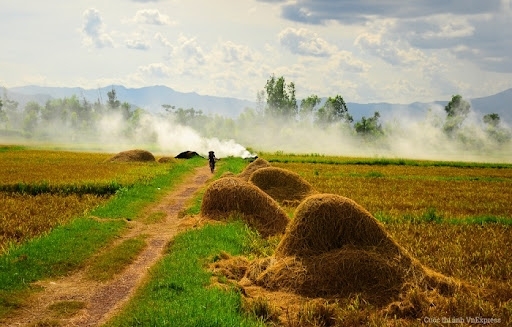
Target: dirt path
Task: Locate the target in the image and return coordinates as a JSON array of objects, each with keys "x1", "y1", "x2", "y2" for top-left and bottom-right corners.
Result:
[{"x1": 2, "y1": 165, "x2": 212, "y2": 327}]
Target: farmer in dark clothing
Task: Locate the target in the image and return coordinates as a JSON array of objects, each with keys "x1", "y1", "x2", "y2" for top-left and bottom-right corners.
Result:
[{"x1": 208, "y1": 151, "x2": 217, "y2": 173}]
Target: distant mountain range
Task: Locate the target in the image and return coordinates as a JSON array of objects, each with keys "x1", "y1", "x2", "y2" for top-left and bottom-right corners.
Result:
[{"x1": 4, "y1": 84, "x2": 512, "y2": 123}]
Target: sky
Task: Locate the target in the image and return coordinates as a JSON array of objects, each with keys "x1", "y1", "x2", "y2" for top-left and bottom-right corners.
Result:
[{"x1": 1, "y1": 0, "x2": 511, "y2": 104}]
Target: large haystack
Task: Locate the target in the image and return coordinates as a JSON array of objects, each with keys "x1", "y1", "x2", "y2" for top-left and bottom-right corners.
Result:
[
  {"x1": 235, "y1": 193, "x2": 459, "y2": 306},
  {"x1": 200, "y1": 177, "x2": 289, "y2": 237},
  {"x1": 108, "y1": 149, "x2": 156, "y2": 162},
  {"x1": 275, "y1": 194, "x2": 401, "y2": 257},
  {"x1": 250, "y1": 248, "x2": 413, "y2": 303},
  {"x1": 238, "y1": 158, "x2": 271, "y2": 181},
  {"x1": 249, "y1": 167, "x2": 317, "y2": 204}
]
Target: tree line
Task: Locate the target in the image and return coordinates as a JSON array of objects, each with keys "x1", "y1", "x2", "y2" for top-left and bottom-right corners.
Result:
[{"x1": 0, "y1": 76, "x2": 510, "y2": 148}]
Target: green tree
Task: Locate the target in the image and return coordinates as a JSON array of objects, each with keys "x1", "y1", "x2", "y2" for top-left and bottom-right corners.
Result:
[
  {"x1": 483, "y1": 113, "x2": 511, "y2": 144},
  {"x1": 354, "y1": 111, "x2": 383, "y2": 137},
  {"x1": 162, "y1": 104, "x2": 205, "y2": 126},
  {"x1": 23, "y1": 101, "x2": 41, "y2": 133},
  {"x1": 121, "y1": 102, "x2": 131, "y2": 119},
  {"x1": 0, "y1": 98, "x2": 6, "y2": 126},
  {"x1": 255, "y1": 90, "x2": 266, "y2": 115},
  {"x1": 299, "y1": 95, "x2": 321, "y2": 120},
  {"x1": 483, "y1": 113, "x2": 500, "y2": 127},
  {"x1": 443, "y1": 94, "x2": 470, "y2": 135},
  {"x1": 264, "y1": 74, "x2": 298, "y2": 119},
  {"x1": 316, "y1": 95, "x2": 352, "y2": 126},
  {"x1": 107, "y1": 87, "x2": 121, "y2": 110},
  {"x1": 2, "y1": 89, "x2": 20, "y2": 129}
]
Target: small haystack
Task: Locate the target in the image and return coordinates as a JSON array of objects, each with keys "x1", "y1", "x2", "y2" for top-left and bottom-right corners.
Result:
[
  {"x1": 108, "y1": 149, "x2": 156, "y2": 162},
  {"x1": 200, "y1": 177, "x2": 289, "y2": 237},
  {"x1": 175, "y1": 150, "x2": 202, "y2": 159},
  {"x1": 238, "y1": 158, "x2": 271, "y2": 181},
  {"x1": 275, "y1": 194, "x2": 401, "y2": 257},
  {"x1": 249, "y1": 167, "x2": 317, "y2": 204},
  {"x1": 157, "y1": 156, "x2": 176, "y2": 163}
]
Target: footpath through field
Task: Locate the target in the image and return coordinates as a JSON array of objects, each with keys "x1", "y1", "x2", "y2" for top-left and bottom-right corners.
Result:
[{"x1": 3, "y1": 165, "x2": 212, "y2": 327}]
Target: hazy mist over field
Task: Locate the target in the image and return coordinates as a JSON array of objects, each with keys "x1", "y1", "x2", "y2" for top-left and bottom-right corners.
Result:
[{"x1": 19, "y1": 99, "x2": 509, "y2": 163}]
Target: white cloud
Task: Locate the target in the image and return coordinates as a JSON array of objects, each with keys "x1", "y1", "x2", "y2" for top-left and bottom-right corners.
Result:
[
  {"x1": 125, "y1": 37, "x2": 150, "y2": 50},
  {"x1": 81, "y1": 8, "x2": 113, "y2": 48},
  {"x1": 333, "y1": 51, "x2": 370, "y2": 73},
  {"x1": 133, "y1": 9, "x2": 175, "y2": 25},
  {"x1": 177, "y1": 35, "x2": 205, "y2": 65},
  {"x1": 138, "y1": 62, "x2": 173, "y2": 78},
  {"x1": 219, "y1": 41, "x2": 253, "y2": 63},
  {"x1": 278, "y1": 27, "x2": 335, "y2": 57},
  {"x1": 355, "y1": 20, "x2": 428, "y2": 66}
]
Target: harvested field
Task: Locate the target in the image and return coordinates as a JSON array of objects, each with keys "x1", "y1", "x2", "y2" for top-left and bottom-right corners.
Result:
[
  {"x1": 200, "y1": 177, "x2": 289, "y2": 237},
  {"x1": 272, "y1": 161, "x2": 512, "y2": 220}
]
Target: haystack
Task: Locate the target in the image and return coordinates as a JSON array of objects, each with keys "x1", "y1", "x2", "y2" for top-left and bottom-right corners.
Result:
[
  {"x1": 275, "y1": 194, "x2": 401, "y2": 257},
  {"x1": 200, "y1": 177, "x2": 289, "y2": 237},
  {"x1": 249, "y1": 167, "x2": 317, "y2": 204},
  {"x1": 238, "y1": 158, "x2": 271, "y2": 181},
  {"x1": 108, "y1": 149, "x2": 156, "y2": 162},
  {"x1": 237, "y1": 193, "x2": 459, "y2": 306},
  {"x1": 157, "y1": 156, "x2": 176, "y2": 163}
]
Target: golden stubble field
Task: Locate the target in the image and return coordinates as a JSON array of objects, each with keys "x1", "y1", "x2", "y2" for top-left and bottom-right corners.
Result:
[{"x1": 0, "y1": 146, "x2": 170, "y2": 251}]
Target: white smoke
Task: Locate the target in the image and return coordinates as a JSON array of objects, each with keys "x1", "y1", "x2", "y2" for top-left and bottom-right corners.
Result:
[
  {"x1": 93, "y1": 111, "x2": 255, "y2": 158},
  {"x1": 229, "y1": 104, "x2": 512, "y2": 163},
  {"x1": 15, "y1": 98, "x2": 512, "y2": 163}
]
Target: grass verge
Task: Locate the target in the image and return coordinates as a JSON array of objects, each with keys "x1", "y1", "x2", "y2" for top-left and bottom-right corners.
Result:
[{"x1": 105, "y1": 221, "x2": 264, "y2": 327}]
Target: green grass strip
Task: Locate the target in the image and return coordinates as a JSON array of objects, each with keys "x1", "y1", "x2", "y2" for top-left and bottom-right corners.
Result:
[
  {"x1": 0, "y1": 181, "x2": 123, "y2": 195},
  {"x1": 0, "y1": 217, "x2": 125, "y2": 292},
  {"x1": 261, "y1": 152, "x2": 512, "y2": 168},
  {"x1": 375, "y1": 211, "x2": 512, "y2": 225},
  {"x1": 105, "y1": 221, "x2": 264, "y2": 327}
]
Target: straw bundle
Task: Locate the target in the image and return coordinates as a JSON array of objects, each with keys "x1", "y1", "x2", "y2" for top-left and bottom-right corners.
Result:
[
  {"x1": 108, "y1": 149, "x2": 156, "y2": 162},
  {"x1": 238, "y1": 158, "x2": 271, "y2": 181},
  {"x1": 249, "y1": 167, "x2": 317, "y2": 203},
  {"x1": 200, "y1": 177, "x2": 290, "y2": 237},
  {"x1": 275, "y1": 194, "x2": 401, "y2": 257},
  {"x1": 157, "y1": 156, "x2": 177, "y2": 163}
]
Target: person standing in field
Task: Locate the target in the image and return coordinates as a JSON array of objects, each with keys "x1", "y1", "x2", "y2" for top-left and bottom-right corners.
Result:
[{"x1": 208, "y1": 151, "x2": 217, "y2": 173}]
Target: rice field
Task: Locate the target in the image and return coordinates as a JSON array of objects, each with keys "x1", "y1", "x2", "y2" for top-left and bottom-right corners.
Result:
[
  {"x1": 268, "y1": 158, "x2": 512, "y2": 222},
  {"x1": 0, "y1": 145, "x2": 173, "y2": 251}
]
